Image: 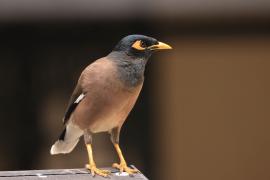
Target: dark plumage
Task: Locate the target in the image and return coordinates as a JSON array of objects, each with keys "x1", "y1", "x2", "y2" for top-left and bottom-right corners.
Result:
[
  {"x1": 114, "y1": 34, "x2": 159, "y2": 59},
  {"x1": 50, "y1": 34, "x2": 172, "y2": 177}
]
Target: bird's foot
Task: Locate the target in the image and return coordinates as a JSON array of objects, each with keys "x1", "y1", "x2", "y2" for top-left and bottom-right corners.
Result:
[
  {"x1": 112, "y1": 163, "x2": 139, "y2": 175},
  {"x1": 86, "y1": 164, "x2": 111, "y2": 177}
]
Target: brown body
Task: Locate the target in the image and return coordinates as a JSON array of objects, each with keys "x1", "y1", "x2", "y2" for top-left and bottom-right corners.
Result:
[
  {"x1": 73, "y1": 58, "x2": 143, "y2": 133},
  {"x1": 50, "y1": 34, "x2": 172, "y2": 177}
]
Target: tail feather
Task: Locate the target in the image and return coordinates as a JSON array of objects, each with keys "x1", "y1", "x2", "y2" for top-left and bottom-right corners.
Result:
[
  {"x1": 59, "y1": 128, "x2": 66, "y2": 140},
  {"x1": 50, "y1": 139, "x2": 79, "y2": 155},
  {"x1": 50, "y1": 122, "x2": 83, "y2": 155}
]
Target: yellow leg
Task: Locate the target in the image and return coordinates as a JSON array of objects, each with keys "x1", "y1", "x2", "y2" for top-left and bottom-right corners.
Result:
[
  {"x1": 112, "y1": 143, "x2": 139, "y2": 174},
  {"x1": 86, "y1": 144, "x2": 110, "y2": 177}
]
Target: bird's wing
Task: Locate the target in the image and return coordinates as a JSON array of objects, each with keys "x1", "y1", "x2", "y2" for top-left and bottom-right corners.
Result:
[
  {"x1": 62, "y1": 57, "x2": 115, "y2": 125},
  {"x1": 63, "y1": 84, "x2": 85, "y2": 124}
]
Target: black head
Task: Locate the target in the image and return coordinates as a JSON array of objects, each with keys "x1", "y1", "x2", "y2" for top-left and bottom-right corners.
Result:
[{"x1": 113, "y1": 34, "x2": 172, "y2": 59}]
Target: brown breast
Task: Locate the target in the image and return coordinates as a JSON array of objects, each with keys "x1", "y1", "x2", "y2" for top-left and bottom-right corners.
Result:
[{"x1": 72, "y1": 58, "x2": 143, "y2": 133}]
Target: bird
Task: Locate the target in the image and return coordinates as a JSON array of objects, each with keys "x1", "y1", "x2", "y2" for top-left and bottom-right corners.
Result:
[{"x1": 50, "y1": 34, "x2": 172, "y2": 177}]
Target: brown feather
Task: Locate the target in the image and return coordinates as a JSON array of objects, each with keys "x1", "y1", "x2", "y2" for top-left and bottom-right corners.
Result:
[
  {"x1": 63, "y1": 84, "x2": 83, "y2": 124},
  {"x1": 71, "y1": 57, "x2": 143, "y2": 133}
]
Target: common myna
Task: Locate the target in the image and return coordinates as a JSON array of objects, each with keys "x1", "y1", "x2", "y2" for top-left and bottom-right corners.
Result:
[{"x1": 50, "y1": 34, "x2": 172, "y2": 177}]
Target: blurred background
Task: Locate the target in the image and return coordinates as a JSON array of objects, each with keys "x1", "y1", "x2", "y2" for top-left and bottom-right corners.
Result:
[{"x1": 0, "y1": 0, "x2": 270, "y2": 179}]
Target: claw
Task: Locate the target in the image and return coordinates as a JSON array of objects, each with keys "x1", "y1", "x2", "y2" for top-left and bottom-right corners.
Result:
[
  {"x1": 86, "y1": 164, "x2": 111, "y2": 177},
  {"x1": 112, "y1": 144, "x2": 139, "y2": 175},
  {"x1": 112, "y1": 163, "x2": 139, "y2": 175}
]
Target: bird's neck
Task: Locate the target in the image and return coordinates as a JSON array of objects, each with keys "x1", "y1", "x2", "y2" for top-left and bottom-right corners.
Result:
[{"x1": 107, "y1": 51, "x2": 147, "y2": 88}]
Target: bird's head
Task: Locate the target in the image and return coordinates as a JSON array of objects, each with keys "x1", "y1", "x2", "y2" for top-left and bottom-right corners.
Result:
[{"x1": 113, "y1": 34, "x2": 172, "y2": 60}]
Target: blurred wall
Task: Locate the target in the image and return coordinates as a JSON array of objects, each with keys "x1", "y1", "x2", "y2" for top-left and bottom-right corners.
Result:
[{"x1": 155, "y1": 35, "x2": 270, "y2": 180}]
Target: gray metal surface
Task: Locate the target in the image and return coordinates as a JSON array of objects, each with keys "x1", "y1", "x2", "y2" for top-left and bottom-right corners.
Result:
[{"x1": 0, "y1": 166, "x2": 148, "y2": 180}]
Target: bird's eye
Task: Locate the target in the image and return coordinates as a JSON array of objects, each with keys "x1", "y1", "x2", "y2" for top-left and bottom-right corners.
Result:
[
  {"x1": 131, "y1": 40, "x2": 146, "y2": 50},
  {"x1": 140, "y1": 41, "x2": 147, "y2": 48}
]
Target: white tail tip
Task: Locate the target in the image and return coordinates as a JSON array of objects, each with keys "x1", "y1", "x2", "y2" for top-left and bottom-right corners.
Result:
[{"x1": 50, "y1": 140, "x2": 79, "y2": 155}]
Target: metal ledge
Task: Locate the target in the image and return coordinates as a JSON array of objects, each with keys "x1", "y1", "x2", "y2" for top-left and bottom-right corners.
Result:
[{"x1": 0, "y1": 166, "x2": 148, "y2": 180}]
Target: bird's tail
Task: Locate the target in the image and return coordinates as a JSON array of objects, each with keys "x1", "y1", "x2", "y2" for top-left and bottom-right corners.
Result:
[{"x1": 50, "y1": 122, "x2": 83, "y2": 155}]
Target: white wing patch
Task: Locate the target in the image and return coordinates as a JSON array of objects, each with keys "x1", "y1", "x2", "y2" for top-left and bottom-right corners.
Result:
[{"x1": 75, "y1": 93, "x2": 85, "y2": 103}]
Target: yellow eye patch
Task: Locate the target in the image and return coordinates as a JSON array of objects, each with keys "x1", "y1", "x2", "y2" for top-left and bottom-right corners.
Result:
[{"x1": 131, "y1": 40, "x2": 146, "y2": 50}]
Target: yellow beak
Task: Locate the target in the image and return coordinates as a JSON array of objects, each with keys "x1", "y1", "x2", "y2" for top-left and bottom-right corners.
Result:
[{"x1": 149, "y1": 41, "x2": 172, "y2": 50}]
